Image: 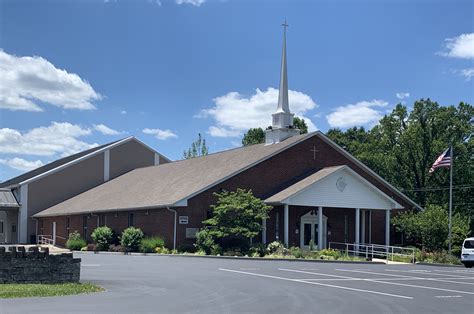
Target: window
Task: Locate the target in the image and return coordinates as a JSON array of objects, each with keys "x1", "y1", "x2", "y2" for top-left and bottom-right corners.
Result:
[
  {"x1": 99, "y1": 214, "x2": 107, "y2": 227},
  {"x1": 11, "y1": 224, "x2": 16, "y2": 233},
  {"x1": 83, "y1": 215, "x2": 88, "y2": 240},
  {"x1": 0, "y1": 221, "x2": 3, "y2": 234},
  {"x1": 128, "y1": 213, "x2": 134, "y2": 227}
]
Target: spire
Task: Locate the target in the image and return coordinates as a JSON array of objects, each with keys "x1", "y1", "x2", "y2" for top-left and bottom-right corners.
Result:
[{"x1": 277, "y1": 20, "x2": 290, "y2": 113}]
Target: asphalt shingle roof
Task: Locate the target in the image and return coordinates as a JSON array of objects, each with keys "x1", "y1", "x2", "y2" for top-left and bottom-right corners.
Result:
[{"x1": 0, "y1": 188, "x2": 19, "y2": 208}]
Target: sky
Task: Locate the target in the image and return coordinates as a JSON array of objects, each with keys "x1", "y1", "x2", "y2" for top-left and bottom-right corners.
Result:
[{"x1": 0, "y1": 0, "x2": 473, "y2": 180}]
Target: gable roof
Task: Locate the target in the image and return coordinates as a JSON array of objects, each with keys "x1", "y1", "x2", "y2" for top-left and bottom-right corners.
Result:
[
  {"x1": 34, "y1": 131, "x2": 421, "y2": 218},
  {"x1": 265, "y1": 165, "x2": 402, "y2": 209},
  {"x1": 0, "y1": 137, "x2": 171, "y2": 188}
]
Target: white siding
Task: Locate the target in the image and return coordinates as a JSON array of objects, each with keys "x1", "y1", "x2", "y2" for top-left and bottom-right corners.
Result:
[{"x1": 287, "y1": 168, "x2": 397, "y2": 210}]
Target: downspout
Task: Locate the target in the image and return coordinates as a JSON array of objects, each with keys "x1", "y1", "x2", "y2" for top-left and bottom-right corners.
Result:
[{"x1": 166, "y1": 206, "x2": 177, "y2": 250}]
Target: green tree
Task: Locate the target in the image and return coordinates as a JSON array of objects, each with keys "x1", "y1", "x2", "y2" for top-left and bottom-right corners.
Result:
[
  {"x1": 327, "y1": 100, "x2": 473, "y2": 223},
  {"x1": 183, "y1": 133, "x2": 209, "y2": 159},
  {"x1": 196, "y1": 189, "x2": 272, "y2": 253},
  {"x1": 392, "y1": 205, "x2": 471, "y2": 255},
  {"x1": 293, "y1": 116, "x2": 308, "y2": 134},
  {"x1": 241, "y1": 117, "x2": 309, "y2": 146},
  {"x1": 242, "y1": 128, "x2": 265, "y2": 146}
]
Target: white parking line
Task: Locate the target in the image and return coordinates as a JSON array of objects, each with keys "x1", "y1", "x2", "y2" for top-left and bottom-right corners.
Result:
[
  {"x1": 385, "y1": 269, "x2": 474, "y2": 279},
  {"x1": 433, "y1": 269, "x2": 474, "y2": 275},
  {"x1": 218, "y1": 268, "x2": 413, "y2": 299},
  {"x1": 334, "y1": 269, "x2": 474, "y2": 295},
  {"x1": 82, "y1": 264, "x2": 101, "y2": 267}
]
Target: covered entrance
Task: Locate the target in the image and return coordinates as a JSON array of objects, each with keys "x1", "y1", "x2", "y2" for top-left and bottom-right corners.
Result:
[
  {"x1": 264, "y1": 165, "x2": 403, "y2": 249},
  {"x1": 0, "y1": 189, "x2": 19, "y2": 244},
  {"x1": 300, "y1": 210, "x2": 327, "y2": 250}
]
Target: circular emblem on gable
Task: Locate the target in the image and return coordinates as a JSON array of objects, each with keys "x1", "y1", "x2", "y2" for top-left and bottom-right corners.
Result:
[{"x1": 336, "y1": 177, "x2": 347, "y2": 192}]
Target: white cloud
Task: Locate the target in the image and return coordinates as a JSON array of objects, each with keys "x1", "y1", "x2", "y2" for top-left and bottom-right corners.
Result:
[
  {"x1": 438, "y1": 33, "x2": 474, "y2": 59},
  {"x1": 94, "y1": 124, "x2": 121, "y2": 136},
  {"x1": 199, "y1": 87, "x2": 318, "y2": 138},
  {"x1": 143, "y1": 128, "x2": 178, "y2": 140},
  {"x1": 326, "y1": 100, "x2": 388, "y2": 128},
  {"x1": 0, "y1": 157, "x2": 44, "y2": 172},
  {"x1": 176, "y1": 0, "x2": 205, "y2": 6},
  {"x1": 120, "y1": 110, "x2": 127, "y2": 115},
  {"x1": 396, "y1": 92, "x2": 410, "y2": 99},
  {"x1": 0, "y1": 122, "x2": 97, "y2": 157},
  {"x1": 0, "y1": 50, "x2": 101, "y2": 112},
  {"x1": 458, "y1": 68, "x2": 474, "y2": 81}
]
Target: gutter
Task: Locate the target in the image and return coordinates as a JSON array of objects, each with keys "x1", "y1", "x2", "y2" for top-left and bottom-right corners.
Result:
[{"x1": 166, "y1": 206, "x2": 177, "y2": 250}]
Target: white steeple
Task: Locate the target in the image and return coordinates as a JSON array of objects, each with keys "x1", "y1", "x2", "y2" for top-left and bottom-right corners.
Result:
[{"x1": 265, "y1": 20, "x2": 300, "y2": 145}]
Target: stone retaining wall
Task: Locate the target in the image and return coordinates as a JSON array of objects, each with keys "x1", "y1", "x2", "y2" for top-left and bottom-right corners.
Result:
[{"x1": 0, "y1": 246, "x2": 81, "y2": 283}]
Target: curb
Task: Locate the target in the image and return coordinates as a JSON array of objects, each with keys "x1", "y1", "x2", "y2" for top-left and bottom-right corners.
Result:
[
  {"x1": 416, "y1": 262, "x2": 463, "y2": 268},
  {"x1": 73, "y1": 251, "x2": 385, "y2": 264}
]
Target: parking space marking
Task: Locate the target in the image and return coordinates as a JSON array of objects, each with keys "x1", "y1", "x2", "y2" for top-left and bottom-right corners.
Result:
[
  {"x1": 382, "y1": 269, "x2": 474, "y2": 285},
  {"x1": 334, "y1": 269, "x2": 474, "y2": 295},
  {"x1": 433, "y1": 269, "x2": 474, "y2": 275},
  {"x1": 279, "y1": 268, "x2": 354, "y2": 279},
  {"x1": 218, "y1": 268, "x2": 414, "y2": 299},
  {"x1": 434, "y1": 295, "x2": 462, "y2": 298},
  {"x1": 82, "y1": 264, "x2": 101, "y2": 267},
  {"x1": 385, "y1": 269, "x2": 474, "y2": 279}
]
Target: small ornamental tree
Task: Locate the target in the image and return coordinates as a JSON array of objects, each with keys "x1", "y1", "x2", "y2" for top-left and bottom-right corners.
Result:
[
  {"x1": 91, "y1": 226, "x2": 114, "y2": 251},
  {"x1": 196, "y1": 189, "x2": 272, "y2": 254}
]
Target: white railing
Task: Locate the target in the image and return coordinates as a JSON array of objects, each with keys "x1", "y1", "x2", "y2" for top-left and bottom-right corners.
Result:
[
  {"x1": 328, "y1": 242, "x2": 416, "y2": 264},
  {"x1": 37, "y1": 235, "x2": 54, "y2": 245}
]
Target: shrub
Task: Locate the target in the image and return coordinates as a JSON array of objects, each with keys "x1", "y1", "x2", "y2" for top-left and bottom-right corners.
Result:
[
  {"x1": 140, "y1": 237, "x2": 165, "y2": 253},
  {"x1": 177, "y1": 243, "x2": 196, "y2": 253},
  {"x1": 266, "y1": 241, "x2": 285, "y2": 254},
  {"x1": 109, "y1": 244, "x2": 124, "y2": 252},
  {"x1": 91, "y1": 226, "x2": 115, "y2": 251},
  {"x1": 223, "y1": 249, "x2": 244, "y2": 257},
  {"x1": 155, "y1": 246, "x2": 170, "y2": 254},
  {"x1": 66, "y1": 231, "x2": 86, "y2": 251},
  {"x1": 195, "y1": 229, "x2": 221, "y2": 255},
  {"x1": 120, "y1": 227, "x2": 144, "y2": 252},
  {"x1": 318, "y1": 248, "x2": 341, "y2": 260},
  {"x1": 249, "y1": 243, "x2": 266, "y2": 257},
  {"x1": 289, "y1": 246, "x2": 308, "y2": 259}
]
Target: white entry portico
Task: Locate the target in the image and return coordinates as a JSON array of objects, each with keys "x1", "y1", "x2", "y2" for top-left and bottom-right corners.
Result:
[{"x1": 265, "y1": 165, "x2": 402, "y2": 249}]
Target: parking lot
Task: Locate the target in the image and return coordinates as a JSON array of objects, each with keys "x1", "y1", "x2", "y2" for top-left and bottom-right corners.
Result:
[{"x1": 1, "y1": 253, "x2": 473, "y2": 313}]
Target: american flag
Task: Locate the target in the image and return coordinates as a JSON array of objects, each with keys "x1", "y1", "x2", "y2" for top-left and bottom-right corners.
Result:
[{"x1": 429, "y1": 147, "x2": 452, "y2": 173}]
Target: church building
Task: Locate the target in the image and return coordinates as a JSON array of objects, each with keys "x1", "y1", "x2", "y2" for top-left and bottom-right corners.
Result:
[{"x1": 0, "y1": 25, "x2": 421, "y2": 250}]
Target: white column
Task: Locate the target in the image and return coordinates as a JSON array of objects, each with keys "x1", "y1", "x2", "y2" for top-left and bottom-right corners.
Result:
[
  {"x1": 318, "y1": 206, "x2": 323, "y2": 249},
  {"x1": 154, "y1": 153, "x2": 160, "y2": 165},
  {"x1": 19, "y1": 184, "x2": 28, "y2": 243},
  {"x1": 355, "y1": 208, "x2": 360, "y2": 245},
  {"x1": 361, "y1": 209, "x2": 366, "y2": 244},
  {"x1": 262, "y1": 218, "x2": 267, "y2": 244},
  {"x1": 284, "y1": 204, "x2": 289, "y2": 247},
  {"x1": 385, "y1": 210, "x2": 391, "y2": 246},
  {"x1": 52, "y1": 221, "x2": 56, "y2": 246}
]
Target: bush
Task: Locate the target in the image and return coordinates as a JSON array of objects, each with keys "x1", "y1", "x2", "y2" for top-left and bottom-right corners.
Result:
[
  {"x1": 249, "y1": 243, "x2": 266, "y2": 257},
  {"x1": 120, "y1": 227, "x2": 144, "y2": 252},
  {"x1": 155, "y1": 246, "x2": 170, "y2": 254},
  {"x1": 266, "y1": 241, "x2": 285, "y2": 254},
  {"x1": 195, "y1": 229, "x2": 221, "y2": 255},
  {"x1": 91, "y1": 226, "x2": 115, "y2": 251},
  {"x1": 109, "y1": 244, "x2": 124, "y2": 252},
  {"x1": 318, "y1": 248, "x2": 341, "y2": 260},
  {"x1": 177, "y1": 243, "x2": 196, "y2": 253},
  {"x1": 140, "y1": 237, "x2": 165, "y2": 253},
  {"x1": 66, "y1": 231, "x2": 86, "y2": 251}
]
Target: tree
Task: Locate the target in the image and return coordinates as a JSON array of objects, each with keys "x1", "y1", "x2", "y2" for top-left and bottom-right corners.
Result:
[
  {"x1": 242, "y1": 128, "x2": 265, "y2": 146},
  {"x1": 327, "y1": 100, "x2": 473, "y2": 224},
  {"x1": 293, "y1": 116, "x2": 308, "y2": 134},
  {"x1": 183, "y1": 133, "x2": 209, "y2": 159},
  {"x1": 392, "y1": 204, "x2": 470, "y2": 255},
  {"x1": 196, "y1": 189, "x2": 272, "y2": 253},
  {"x1": 241, "y1": 117, "x2": 309, "y2": 146}
]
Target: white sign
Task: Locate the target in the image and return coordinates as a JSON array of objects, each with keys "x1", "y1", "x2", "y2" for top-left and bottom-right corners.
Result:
[
  {"x1": 179, "y1": 216, "x2": 189, "y2": 224},
  {"x1": 186, "y1": 228, "x2": 199, "y2": 239}
]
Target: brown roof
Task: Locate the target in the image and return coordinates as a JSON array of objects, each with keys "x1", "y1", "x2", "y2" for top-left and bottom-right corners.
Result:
[
  {"x1": 34, "y1": 133, "x2": 316, "y2": 217},
  {"x1": 0, "y1": 188, "x2": 19, "y2": 209},
  {"x1": 265, "y1": 166, "x2": 345, "y2": 203}
]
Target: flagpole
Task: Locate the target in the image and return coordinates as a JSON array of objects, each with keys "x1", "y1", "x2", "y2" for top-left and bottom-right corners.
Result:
[{"x1": 448, "y1": 145, "x2": 453, "y2": 254}]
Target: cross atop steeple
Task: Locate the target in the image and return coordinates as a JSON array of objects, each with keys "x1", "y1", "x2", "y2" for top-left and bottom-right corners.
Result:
[{"x1": 282, "y1": 20, "x2": 289, "y2": 29}]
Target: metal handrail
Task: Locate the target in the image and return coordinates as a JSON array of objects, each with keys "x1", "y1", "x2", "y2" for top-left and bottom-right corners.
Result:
[
  {"x1": 328, "y1": 241, "x2": 416, "y2": 264},
  {"x1": 37, "y1": 235, "x2": 54, "y2": 246}
]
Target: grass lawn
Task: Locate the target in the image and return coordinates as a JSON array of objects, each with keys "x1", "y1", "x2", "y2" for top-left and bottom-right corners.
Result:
[{"x1": 0, "y1": 283, "x2": 104, "y2": 299}]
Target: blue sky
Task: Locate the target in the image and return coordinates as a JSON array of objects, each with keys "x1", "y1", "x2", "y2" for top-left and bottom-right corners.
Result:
[{"x1": 0, "y1": 0, "x2": 473, "y2": 180}]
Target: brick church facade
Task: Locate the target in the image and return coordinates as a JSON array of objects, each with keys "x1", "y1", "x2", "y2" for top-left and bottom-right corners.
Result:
[{"x1": 0, "y1": 25, "x2": 420, "y2": 250}]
